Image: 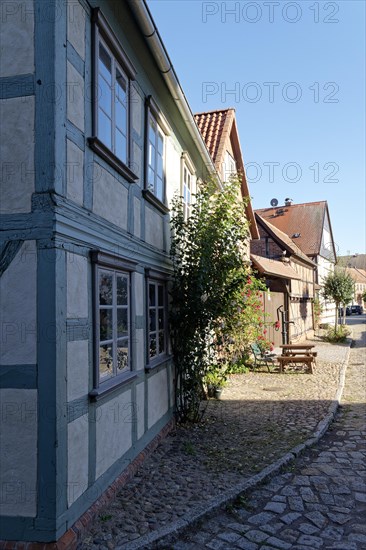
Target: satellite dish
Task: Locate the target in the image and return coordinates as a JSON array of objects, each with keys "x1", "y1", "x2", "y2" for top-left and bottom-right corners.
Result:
[{"x1": 270, "y1": 198, "x2": 279, "y2": 207}]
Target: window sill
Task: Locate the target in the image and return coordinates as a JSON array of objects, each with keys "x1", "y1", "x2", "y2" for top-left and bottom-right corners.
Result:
[
  {"x1": 88, "y1": 137, "x2": 138, "y2": 183},
  {"x1": 145, "y1": 354, "x2": 172, "y2": 372},
  {"x1": 142, "y1": 189, "x2": 169, "y2": 214},
  {"x1": 89, "y1": 371, "x2": 137, "y2": 401}
]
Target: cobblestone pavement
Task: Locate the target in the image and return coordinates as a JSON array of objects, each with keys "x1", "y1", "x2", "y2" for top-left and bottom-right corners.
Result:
[
  {"x1": 79, "y1": 334, "x2": 354, "y2": 550},
  {"x1": 152, "y1": 318, "x2": 366, "y2": 549}
]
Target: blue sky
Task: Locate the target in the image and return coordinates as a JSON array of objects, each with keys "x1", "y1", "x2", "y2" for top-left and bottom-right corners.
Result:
[{"x1": 147, "y1": 0, "x2": 365, "y2": 257}]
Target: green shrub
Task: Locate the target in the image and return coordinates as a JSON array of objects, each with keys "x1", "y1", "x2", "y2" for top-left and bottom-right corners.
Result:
[{"x1": 323, "y1": 325, "x2": 350, "y2": 343}]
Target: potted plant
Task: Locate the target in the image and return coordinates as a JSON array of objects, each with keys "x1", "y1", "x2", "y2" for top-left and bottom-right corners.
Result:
[{"x1": 204, "y1": 368, "x2": 227, "y2": 399}]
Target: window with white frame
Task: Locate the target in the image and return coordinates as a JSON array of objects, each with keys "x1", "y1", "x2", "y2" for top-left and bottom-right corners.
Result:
[
  {"x1": 97, "y1": 267, "x2": 130, "y2": 382},
  {"x1": 147, "y1": 113, "x2": 165, "y2": 203},
  {"x1": 144, "y1": 96, "x2": 170, "y2": 211},
  {"x1": 181, "y1": 153, "x2": 196, "y2": 221},
  {"x1": 223, "y1": 151, "x2": 236, "y2": 181},
  {"x1": 89, "y1": 8, "x2": 138, "y2": 183},
  {"x1": 91, "y1": 251, "x2": 137, "y2": 394},
  {"x1": 147, "y1": 279, "x2": 167, "y2": 362}
]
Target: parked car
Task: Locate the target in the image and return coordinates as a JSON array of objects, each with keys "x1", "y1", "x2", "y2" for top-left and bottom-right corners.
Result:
[
  {"x1": 339, "y1": 306, "x2": 351, "y2": 316},
  {"x1": 350, "y1": 305, "x2": 363, "y2": 315}
]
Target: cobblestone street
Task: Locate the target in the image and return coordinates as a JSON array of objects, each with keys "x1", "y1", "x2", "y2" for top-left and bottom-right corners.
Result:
[{"x1": 154, "y1": 318, "x2": 366, "y2": 550}]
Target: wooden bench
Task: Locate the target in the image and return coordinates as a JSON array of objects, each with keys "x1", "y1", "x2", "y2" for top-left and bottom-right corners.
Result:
[{"x1": 277, "y1": 354, "x2": 315, "y2": 374}]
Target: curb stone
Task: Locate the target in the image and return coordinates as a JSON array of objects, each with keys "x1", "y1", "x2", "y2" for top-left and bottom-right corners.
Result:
[{"x1": 123, "y1": 339, "x2": 352, "y2": 550}]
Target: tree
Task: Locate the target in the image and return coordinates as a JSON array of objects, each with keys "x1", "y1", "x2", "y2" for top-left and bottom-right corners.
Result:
[
  {"x1": 170, "y1": 176, "x2": 266, "y2": 423},
  {"x1": 321, "y1": 271, "x2": 355, "y2": 329},
  {"x1": 362, "y1": 290, "x2": 366, "y2": 304}
]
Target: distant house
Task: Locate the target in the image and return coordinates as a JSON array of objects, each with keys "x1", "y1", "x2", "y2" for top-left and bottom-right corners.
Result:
[
  {"x1": 339, "y1": 254, "x2": 366, "y2": 271},
  {"x1": 345, "y1": 267, "x2": 366, "y2": 307},
  {"x1": 195, "y1": 108, "x2": 260, "y2": 248},
  {"x1": 251, "y1": 214, "x2": 316, "y2": 344},
  {"x1": 256, "y1": 200, "x2": 337, "y2": 325}
]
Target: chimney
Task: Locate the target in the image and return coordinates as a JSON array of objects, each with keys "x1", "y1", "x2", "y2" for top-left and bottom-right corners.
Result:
[{"x1": 285, "y1": 198, "x2": 293, "y2": 206}]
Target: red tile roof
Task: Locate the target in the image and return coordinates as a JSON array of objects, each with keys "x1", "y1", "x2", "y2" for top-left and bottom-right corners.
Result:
[
  {"x1": 256, "y1": 215, "x2": 316, "y2": 266},
  {"x1": 194, "y1": 108, "x2": 259, "y2": 240},
  {"x1": 255, "y1": 201, "x2": 328, "y2": 256},
  {"x1": 194, "y1": 109, "x2": 235, "y2": 167}
]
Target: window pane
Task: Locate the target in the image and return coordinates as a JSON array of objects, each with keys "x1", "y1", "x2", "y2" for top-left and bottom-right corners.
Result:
[
  {"x1": 149, "y1": 283, "x2": 156, "y2": 306},
  {"x1": 99, "y1": 44, "x2": 112, "y2": 84},
  {"x1": 149, "y1": 118, "x2": 156, "y2": 142},
  {"x1": 99, "y1": 271, "x2": 113, "y2": 305},
  {"x1": 115, "y1": 129, "x2": 127, "y2": 164},
  {"x1": 117, "y1": 275, "x2": 128, "y2": 305},
  {"x1": 158, "y1": 132, "x2": 164, "y2": 155},
  {"x1": 148, "y1": 167, "x2": 155, "y2": 192},
  {"x1": 158, "y1": 285, "x2": 164, "y2": 307},
  {"x1": 99, "y1": 308, "x2": 113, "y2": 341},
  {"x1": 98, "y1": 109, "x2": 112, "y2": 149},
  {"x1": 99, "y1": 76, "x2": 112, "y2": 117},
  {"x1": 157, "y1": 154, "x2": 163, "y2": 180},
  {"x1": 148, "y1": 142, "x2": 156, "y2": 168},
  {"x1": 99, "y1": 343, "x2": 113, "y2": 380},
  {"x1": 156, "y1": 176, "x2": 163, "y2": 202},
  {"x1": 149, "y1": 308, "x2": 156, "y2": 332},
  {"x1": 149, "y1": 335, "x2": 157, "y2": 358},
  {"x1": 116, "y1": 70, "x2": 127, "y2": 102},
  {"x1": 158, "y1": 331, "x2": 165, "y2": 355},
  {"x1": 115, "y1": 100, "x2": 127, "y2": 134},
  {"x1": 117, "y1": 340, "x2": 128, "y2": 372},
  {"x1": 117, "y1": 308, "x2": 128, "y2": 338},
  {"x1": 158, "y1": 308, "x2": 164, "y2": 330}
]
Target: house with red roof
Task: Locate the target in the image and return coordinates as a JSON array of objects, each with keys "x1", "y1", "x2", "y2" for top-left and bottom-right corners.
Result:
[
  {"x1": 251, "y1": 214, "x2": 316, "y2": 344},
  {"x1": 194, "y1": 108, "x2": 259, "y2": 246},
  {"x1": 256, "y1": 199, "x2": 337, "y2": 325}
]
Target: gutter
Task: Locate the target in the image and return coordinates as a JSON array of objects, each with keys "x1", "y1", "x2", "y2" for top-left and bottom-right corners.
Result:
[{"x1": 126, "y1": 0, "x2": 222, "y2": 190}]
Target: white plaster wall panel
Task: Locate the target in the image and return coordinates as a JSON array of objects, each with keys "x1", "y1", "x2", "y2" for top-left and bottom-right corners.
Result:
[
  {"x1": 67, "y1": 414, "x2": 89, "y2": 506},
  {"x1": 131, "y1": 85, "x2": 143, "y2": 138},
  {"x1": 93, "y1": 165, "x2": 128, "y2": 230},
  {"x1": 165, "y1": 139, "x2": 181, "y2": 207},
  {"x1": 145, "y1": 206, "x2": 164, "y2": 250},
  {"x1": 67, "y1": 61, "x2": 84, "y2": 132},
  {"x1": 0, "y1": 240, "x2": 37, "y2": 364},
  {"x1": 67, "y1": 0, "x2": 86, "y2": 60},
  {"x1": 133, "y1": 197, "x2": 141, "y2": 239},
  {"x1": 67, "y1": 340, "x2": 89, "y2": 402},
  {"x1": 0, "y1": 389, "x2": 37, "y2": 516},
  {"x1": 0, "y1": 96, "x2": 35, "y2": 214},
  {"x1": 95, "y1": 390, "x2": 133, "y2": 478},
  {"x1": 0, "y1": 0, "x2": 34, "y2": 77},
  {"x1": 134, "y1": 273, "x2": 144, "y2": 316},
  {"x1": 136, "y1": 382, "x2": 145, "y2": 440},
  {"x1": 66, "y1": 253, "x2": 88, "y2": 318},
  {"x1": 147, "y1": 369, "x2": 168, "y2": 429},
  {"x1": 66, "y1": 139, "x2": 84, "y2": 205},
  {"x1": 135, "y1": 329, "x2": 145, "y2": 371}
]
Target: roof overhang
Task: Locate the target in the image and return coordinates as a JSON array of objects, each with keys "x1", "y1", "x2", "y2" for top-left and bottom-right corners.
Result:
[{"x1": 251, "y1": 254, "x2": 302, "y2": 280}]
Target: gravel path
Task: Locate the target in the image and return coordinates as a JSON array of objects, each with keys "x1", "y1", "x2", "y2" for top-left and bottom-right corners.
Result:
[
  {"x1": 150, "y1": 319, "x2": 366, "y2": 550},
  {"x1": 79, "y1": 337, "x2": 352, "y2": 550}
]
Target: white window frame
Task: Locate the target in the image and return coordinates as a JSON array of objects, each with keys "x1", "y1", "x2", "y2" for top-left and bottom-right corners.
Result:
[
  {"x1": 147, "y1": 112, "x2": 165, "y2": 202},
  {"x1": 89, "y1": 8, "x2": 138, "y2": 183},
  {"x1": 144, "y1": 96, "x2": 171, "y2": 212},
  {"x1": 90, "y1": 251, "x2": 137, "y2": 399},
  {"x1": 222, "y1": 151, "x2": 237, "y2": 181},
  {"x1": 145, "y1": 269, "x2": 170, "y2": 369},
  {"x1": 181, "y1": 152, "x2": 196, "y2": 221}
]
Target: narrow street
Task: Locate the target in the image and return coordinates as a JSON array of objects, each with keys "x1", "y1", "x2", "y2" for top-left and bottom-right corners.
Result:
[{"x1": 161, "y1": 317, "x2": 366, "y2": 550}]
